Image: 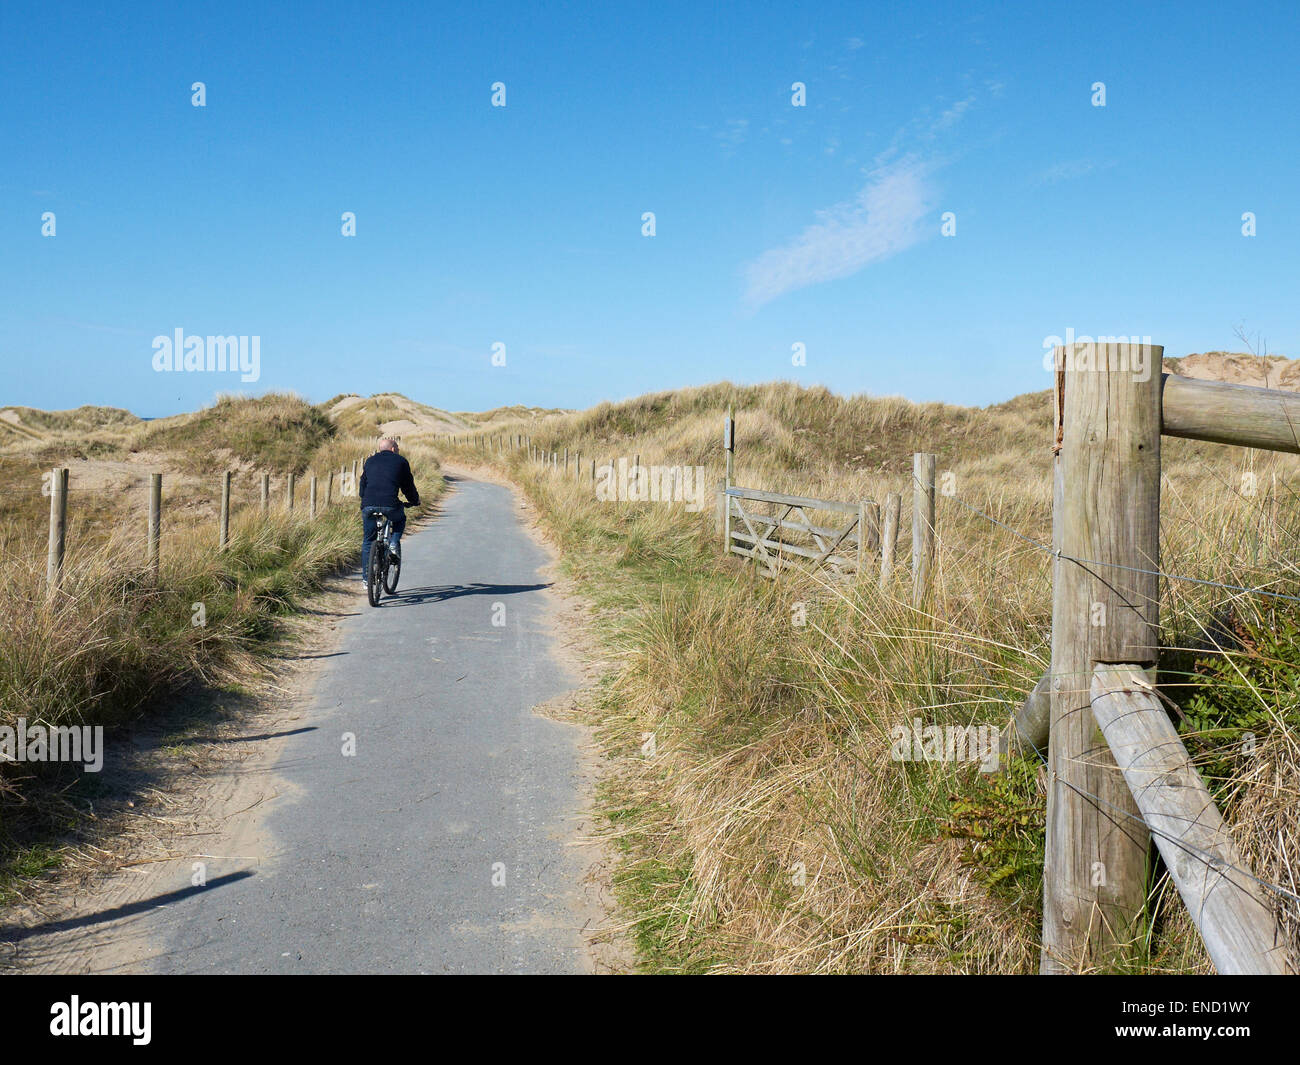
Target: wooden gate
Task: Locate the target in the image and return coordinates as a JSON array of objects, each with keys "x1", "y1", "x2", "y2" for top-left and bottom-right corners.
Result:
[{"x1": 724, "y1": 486, "x2": 876, "y2": 578}]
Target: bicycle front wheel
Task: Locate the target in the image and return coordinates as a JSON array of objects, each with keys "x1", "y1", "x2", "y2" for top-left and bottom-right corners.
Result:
[
  {"x1": 383, "y1": 552, "x2": 401, "y2": 595},
  {"x1": 366, "y1": 544, "x2": 384, "y2": 607}
]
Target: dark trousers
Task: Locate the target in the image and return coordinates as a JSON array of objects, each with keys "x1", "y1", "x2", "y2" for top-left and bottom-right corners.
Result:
[{"x1": 361, "y1": 505, "x2": 406, "y2": 574}]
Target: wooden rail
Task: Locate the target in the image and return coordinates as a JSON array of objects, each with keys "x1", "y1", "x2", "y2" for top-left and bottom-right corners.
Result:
[
  {"x1": 1162, "y1": 372, "x2": 1300, "y2": 453},
  {"x1": 725, "y1": 484, "x2": 860, "y2": 515},
  {"x1": 1091, "y1": 665, "x2": 1291, "y2": 975}
]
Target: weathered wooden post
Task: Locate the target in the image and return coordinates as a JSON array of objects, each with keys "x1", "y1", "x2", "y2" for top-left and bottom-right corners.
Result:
[
  {"x1": 575, "y1": 451, "x2": 582, "y2": 481},
  {"x1": 326, "y1": 470, "x2": 335, "y2": 506},
  {"x1": 147, "y1": 472, "x2": 161, "y2": 578},
  {"x1": 723, "y1": 406, "x2": 735, "y2": 556},
  {"x1": 46, "y1": 466, "x2": 69, "y2": 594},
  {"x1": 590, "y1": 458, "x2": 596, "y2": 483},
  {"x1": 261, "y1": 473, "x2": 270, "y2": 514},
  {"x1": 563, "y1": 447, "x2": 568, "y2": 473},
  {"x1": 879, "y1": 492, "x2": 900, "y2": 590},
  {"x1": 911, "y1": 453, "x2": 936, "y2": 606},
  {"x1": 1041, "y1": 341, "x2": 1161, "y2": 974},
  {"x1": 309, "y1": 475, "x2": 318, "y2": 517},
  {"x1": 219, "y1": 470, "x2": 232, "y2": 550},
  {"x1": 715, "y1": 479, "x2": 727, "y2": 538},
  {"x1": 286, "y1": 472, "x2": 296, "y2": 512},
  {"x1": 857, "y1": 501, "x2": 879, "y2": 579}
]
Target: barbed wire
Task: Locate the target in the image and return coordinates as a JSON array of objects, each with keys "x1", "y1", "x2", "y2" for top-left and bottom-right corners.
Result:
[
  {"x1": 926, "y1": 474, "x2": 1300, "y2": 912},
  {"x1": 928, "y1": 475, "x2": 1300, "y2": 608},
  {"x1": 1055, "y1": 770, "x2": 1300, "y2": 909}
]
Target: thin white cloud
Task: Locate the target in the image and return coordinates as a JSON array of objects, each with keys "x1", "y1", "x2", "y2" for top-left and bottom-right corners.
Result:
[
  {"x1": 742, "y1": 158, "x2": 934, "y2": 309},
  {"x1": 1030, "y1": 158, "x2": 1111, "y2": 186},
  {"x1": 932, "y1": 95, "x2": 974, "y2": 132},
  {"x1": 715, "y1": 118, "x2": 749, "y2": 153}
]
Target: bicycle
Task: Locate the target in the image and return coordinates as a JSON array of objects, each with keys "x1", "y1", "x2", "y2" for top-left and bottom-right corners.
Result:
[{"x1": 365, "y1": 509, "x2": 402, "y2": 606}]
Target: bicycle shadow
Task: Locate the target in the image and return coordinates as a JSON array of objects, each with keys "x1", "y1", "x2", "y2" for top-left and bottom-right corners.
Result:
[{"x1": 381, "y1": 582, "x2": 549, "y2": 607}]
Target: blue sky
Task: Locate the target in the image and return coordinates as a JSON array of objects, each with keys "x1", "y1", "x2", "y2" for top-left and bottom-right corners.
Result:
[{"x1": 3, "y1": 1, "x2": 1298, "y2": 416}]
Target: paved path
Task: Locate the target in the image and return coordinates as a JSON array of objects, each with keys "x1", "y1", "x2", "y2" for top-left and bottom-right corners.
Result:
[{"x1": 10, "y1": 475, "x2": 597, "y2": 974}]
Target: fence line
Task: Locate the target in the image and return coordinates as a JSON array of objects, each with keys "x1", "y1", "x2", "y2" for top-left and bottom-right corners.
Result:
[{"x1": 42, "y1": 455, "x2": 371, "y2": 594}]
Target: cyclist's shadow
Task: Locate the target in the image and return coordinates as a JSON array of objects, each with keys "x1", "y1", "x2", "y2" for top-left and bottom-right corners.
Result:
[{"x1": 383, "y1": 582, "x2": 549, "y2": 607}]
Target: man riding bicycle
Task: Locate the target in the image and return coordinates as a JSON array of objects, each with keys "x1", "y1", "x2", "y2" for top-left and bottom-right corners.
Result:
[{"x1": 359, "y1": 437, "x2": 420, "y2": 577}]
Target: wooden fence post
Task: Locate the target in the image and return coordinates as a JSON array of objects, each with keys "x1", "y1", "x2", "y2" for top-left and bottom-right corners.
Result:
[
  {"x1": 856, "y1": 500, "x2": 880, "y2": 579},
  {"x1": 575, "y1": 451, "x2": 582, "y2": 481},
  {"x1": 856, "y1": 502, "x2": 869, "y2": 577},
  {"x1": 310, "y1": 475, "x2": 318, "y2": 517},
  {"x1": 724, "y1": 406, "x2": 735, "y2": 556},
  {"x1": 261, "y1": 473, "x2": 270, "y2": 514},
  {"x1": 879, "y1": 492, "x2": 900, "y2": 590},
  {"x1": 147, "y1": 473, "x2": 161, "y2": 578},
  {"x1": 1041, "y1": 341, "x2": 1161, "y2": 974},
  {"x1": 911, "y1": 453, "x2": 936, "y2": 606},
  {"x1": 326, "y1": 470, "x2": 335, "y2": 506},
  {"x1": 286, "y1": 472, "x2": 296, "y2": 512},
  {"x1": 46, "y1": 466, "x2": 68, "y2": 594},
  {"x1": 219, "y1": 470, "x2": 232, "y2": 550}
]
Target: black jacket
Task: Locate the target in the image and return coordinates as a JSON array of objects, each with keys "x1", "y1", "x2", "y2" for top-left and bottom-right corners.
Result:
[{"x1": 359, "y1": 450, "x2": 419, "y2": 508}]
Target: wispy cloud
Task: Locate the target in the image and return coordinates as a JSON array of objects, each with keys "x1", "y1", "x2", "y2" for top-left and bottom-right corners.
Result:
[
  {"x1": 715, "y1": 118, "x2": 749, "y2": 154},
  {"x1": 742, "y1": 158, "x2": 934, "y2": 309},
  {"x1": 1030, "y1": 158, "x2": 1111, "y2": 186},
  {"x1": 932, "y1": 95, "x2": 974, "y2": 133}
]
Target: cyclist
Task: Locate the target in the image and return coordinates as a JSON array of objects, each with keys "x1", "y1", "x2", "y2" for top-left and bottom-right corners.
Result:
[{"x1": 359, "y1": 436, "x2": 420, "y2": 577}]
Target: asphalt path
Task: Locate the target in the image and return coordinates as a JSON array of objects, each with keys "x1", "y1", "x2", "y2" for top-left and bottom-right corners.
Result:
[{"x1": 12, "y1": 474, "x2": 596, "y2": 974}]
